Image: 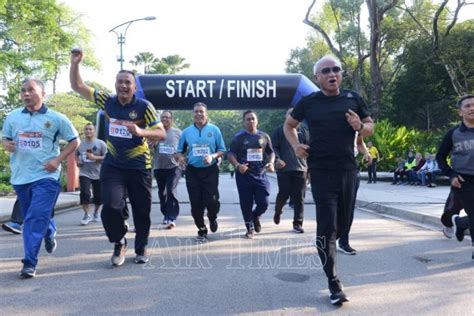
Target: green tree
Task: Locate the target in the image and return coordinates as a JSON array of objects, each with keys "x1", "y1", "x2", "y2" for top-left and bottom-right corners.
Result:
[
  {"x1": 47, "y1": 93, "x2": 97, "y2": 134},
  {"x1": 150, "y1": 54, "x2": 190, "y2": 74},
  {"x1": 0, "y1": 0, "x2": 99, "y2": 112},
  {"x1": 129, "y1": 52, "x2": 159, "y2": 74}
]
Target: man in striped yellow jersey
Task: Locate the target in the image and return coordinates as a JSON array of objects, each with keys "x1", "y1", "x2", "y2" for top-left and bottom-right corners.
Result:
[{"x1": 70, "y1": 49, "x2": 166, "y2": 267}]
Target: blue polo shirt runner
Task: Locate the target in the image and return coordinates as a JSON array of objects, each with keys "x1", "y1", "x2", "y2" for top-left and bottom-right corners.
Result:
[
  {"x1": 92, "y1": 89, "x2": 161, "y2": 169},
  {"x1": 177, "y1": 123, "x2": 226, "y2": 168},
  {"x1": 2, "y1": 105, "x2": 78, "y2": 185},
  {"x1": 2, "y1": 104, "x2": 79, "y2": 272}
]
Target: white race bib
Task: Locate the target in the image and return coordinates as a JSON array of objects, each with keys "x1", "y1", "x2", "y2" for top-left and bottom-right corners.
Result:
[
  {"x1": 247, "y1": 148, "x2": 263, "y2": 162},
  {"x1": 159, "y1": 144, "x2": 175, "y2": 154},
  {"x1": 192, "y1": 144, "x2": 210, "y2": 157},
  {"x1": 18, "y1": 132, "x2": 43, "y2": 151},
  {"x1": 109, "y1": 119, "x2": 132, "y2": 139}
]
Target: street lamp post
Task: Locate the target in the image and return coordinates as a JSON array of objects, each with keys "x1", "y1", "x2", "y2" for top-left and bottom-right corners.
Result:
[{"x1": 109, "y1": 16, "x2": 156, "y2": 70}]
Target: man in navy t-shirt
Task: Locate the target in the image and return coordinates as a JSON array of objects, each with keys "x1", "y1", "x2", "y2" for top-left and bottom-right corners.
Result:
[{"x1": 228, "y1": 110, "x2": 275, "y2": 239}]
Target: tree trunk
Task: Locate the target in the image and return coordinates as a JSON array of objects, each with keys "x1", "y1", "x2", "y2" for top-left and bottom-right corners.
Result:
[{"x1": 366, "y1": 0, "x2": 383, "y2": 118}]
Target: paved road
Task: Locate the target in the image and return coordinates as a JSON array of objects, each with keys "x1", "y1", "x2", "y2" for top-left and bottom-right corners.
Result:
[{"x1": 1, "y1": 175, "x2": 473, "y2": 315}]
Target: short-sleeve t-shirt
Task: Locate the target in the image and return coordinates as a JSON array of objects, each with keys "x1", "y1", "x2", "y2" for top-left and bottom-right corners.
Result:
[
  {"x1": 153, "y1": 127, "x2": 182, "y2": 170},
  {"x1": 2, "y1": 105, "x2": 79, "y2": 185},
  {"x1": 76, "y1": 138, "x2": 107, "y2": 180},
  {"x1": 291, "y1": 90, "x2": 370, "y2": 170},
  {"x1": 229, "y1": 130, "x2": 274, "y2": 177},
  {"x1": 92, "y1": 89, "x2": 161, "y2": 169}
]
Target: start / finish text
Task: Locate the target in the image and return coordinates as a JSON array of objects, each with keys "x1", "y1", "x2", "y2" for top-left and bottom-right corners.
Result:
[{"x1": 165, "y1": 79, "x2": 277, "y2": 99}]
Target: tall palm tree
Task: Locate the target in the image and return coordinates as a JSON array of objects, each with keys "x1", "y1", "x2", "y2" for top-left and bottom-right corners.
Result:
[
  {"x1": 150, "y1": 54, "x2": 190, "y2": 74},
  {"x1": 129, "y1": 52, "x2": 158, "y2": 74}
]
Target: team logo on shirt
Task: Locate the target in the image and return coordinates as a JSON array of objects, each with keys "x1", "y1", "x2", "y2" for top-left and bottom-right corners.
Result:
[
  {"x1": 44, "y1": 121, "x2": 51, "y2": 128},
  {"x1": 129, "y1": 110, "x2": 138, "y2": 120},
  {"x1": 258, "y1": 139, "x2": 264, "y2": 145},
  {"x1": 207, "y1": 132, "x2": 213, "y2": 137}
]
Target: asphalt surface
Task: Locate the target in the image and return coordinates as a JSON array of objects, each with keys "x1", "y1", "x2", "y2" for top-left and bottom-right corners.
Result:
[{"x1": 0, "y1": 175, "x2": 473, "y2": 315}]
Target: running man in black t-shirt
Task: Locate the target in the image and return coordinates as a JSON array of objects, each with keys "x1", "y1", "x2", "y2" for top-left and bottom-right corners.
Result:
[
  {"x1": 228, "y1": 110, "x2": 275, "y2": 239},
  {"x1": 284, "y1": 55, "x2": 374, "y2": 306}
]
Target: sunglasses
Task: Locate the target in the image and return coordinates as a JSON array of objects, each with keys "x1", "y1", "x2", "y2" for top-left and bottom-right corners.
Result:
[{"x1": 320, "y1": 66, "x2": 342, "y2": 74}]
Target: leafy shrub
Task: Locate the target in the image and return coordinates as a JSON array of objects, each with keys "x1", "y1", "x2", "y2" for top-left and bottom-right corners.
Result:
[{"x1": 366, "y1": 119, "x2": 443, "y2": 170}]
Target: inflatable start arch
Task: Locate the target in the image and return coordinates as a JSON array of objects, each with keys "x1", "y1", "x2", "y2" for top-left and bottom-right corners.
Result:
[{"x1": 135, "y1": 74, "x2": 319, "y2": 110}]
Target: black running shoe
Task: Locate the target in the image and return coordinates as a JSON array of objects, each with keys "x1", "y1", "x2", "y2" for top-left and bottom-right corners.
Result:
[
  {"x1": 19, "y1": 264, "x2": 36, "y2": 279},
  {"x1": 44, "y1": 237, "x2": 57, "y2": 254},
  {"x1": 293, "y1": 224, "x2": 304, "y2": 234},
  {"x1": 196, "y1": 227, "x2": 208, "y2": 242},
  {"x1": 273, "y1": 212, "x2": 282, "y2": 225},
  {"x1": 451, "y1": 215, "x2": 464, "y2": 242},
  {"x1": 337, "y1": 243, "x2": 357, "y2": 255},
  {"x1": 328, "y1": 277, "x2": 349, "y2": 305},
  {"x1": 253, "y1": 217, "x2": 261, "y2": 233},
  {"x1": 210, "y1": 219, "x2": 218, "y2": 233}
]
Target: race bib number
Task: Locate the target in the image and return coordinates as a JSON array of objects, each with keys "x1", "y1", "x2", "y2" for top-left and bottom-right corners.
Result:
[
  {"x1": 159, "y1": 144, "x2": 175, "y2": 154},
  {"x1": 247, "y1": 148, "x2": 263, "y2": 162},
  {"x1": 192, "y1": 144, "x2": 210, "y2": 157},
  {"x1": 109, "y1": 119, "x2": 132, "y2": 139},
  {"x1": 18, "y1": 132, "x2": 43, "y2": 151}
]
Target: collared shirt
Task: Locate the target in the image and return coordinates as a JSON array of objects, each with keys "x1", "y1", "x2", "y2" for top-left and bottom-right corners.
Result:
[
  {"x1": 153, "y1": 127, "x2": 182, "y2": 170},
  {"x1": 368, "y1": 146, "x2": 379, "y2": 160},
  {"x1": 177, "y1": 122, "x2": 226, "y2": 168},
  {"x1": 2, "y1": 105, "x2": 78, "y2": 185},
  {"x1": 92, "y1": 89, "x2": 161, "y2": 169}
]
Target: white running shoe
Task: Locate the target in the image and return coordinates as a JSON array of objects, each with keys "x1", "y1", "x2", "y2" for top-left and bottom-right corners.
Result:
[{"x1": 80, "y1": 214, "x2": 92, "y2": 225}]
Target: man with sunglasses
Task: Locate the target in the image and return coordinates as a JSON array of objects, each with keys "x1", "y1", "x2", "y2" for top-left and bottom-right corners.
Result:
[
  {"x1": 152, "y1": 111, "x2": 182, "y2": 229},
  {"x1": 284, "y1": 55, "x2": 374, "y2": 305},
  {"x1": 70, "y1": 49, "x2": 166, "y2": 266}
]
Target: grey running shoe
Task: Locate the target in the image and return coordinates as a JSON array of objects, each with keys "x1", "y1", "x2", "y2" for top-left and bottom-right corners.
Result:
[
  {"x1": 245, "y1": 228, "x2": 255, "y2": 239},
  {"x1": 93, "y1": 212, "x2": 101, "y2": 222},
  {"x1": 111, "y1": 238, "x2": 128, "y2": 266},
  {"x1": 442, "y1": 226, "x2": 454, "y2": 239},
  {"x1": 134, "y1": 251, "x2": 149, "y2": 264},
  {"x1": 80, "y1": 214, "x2": 92, "y2": 225}
]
